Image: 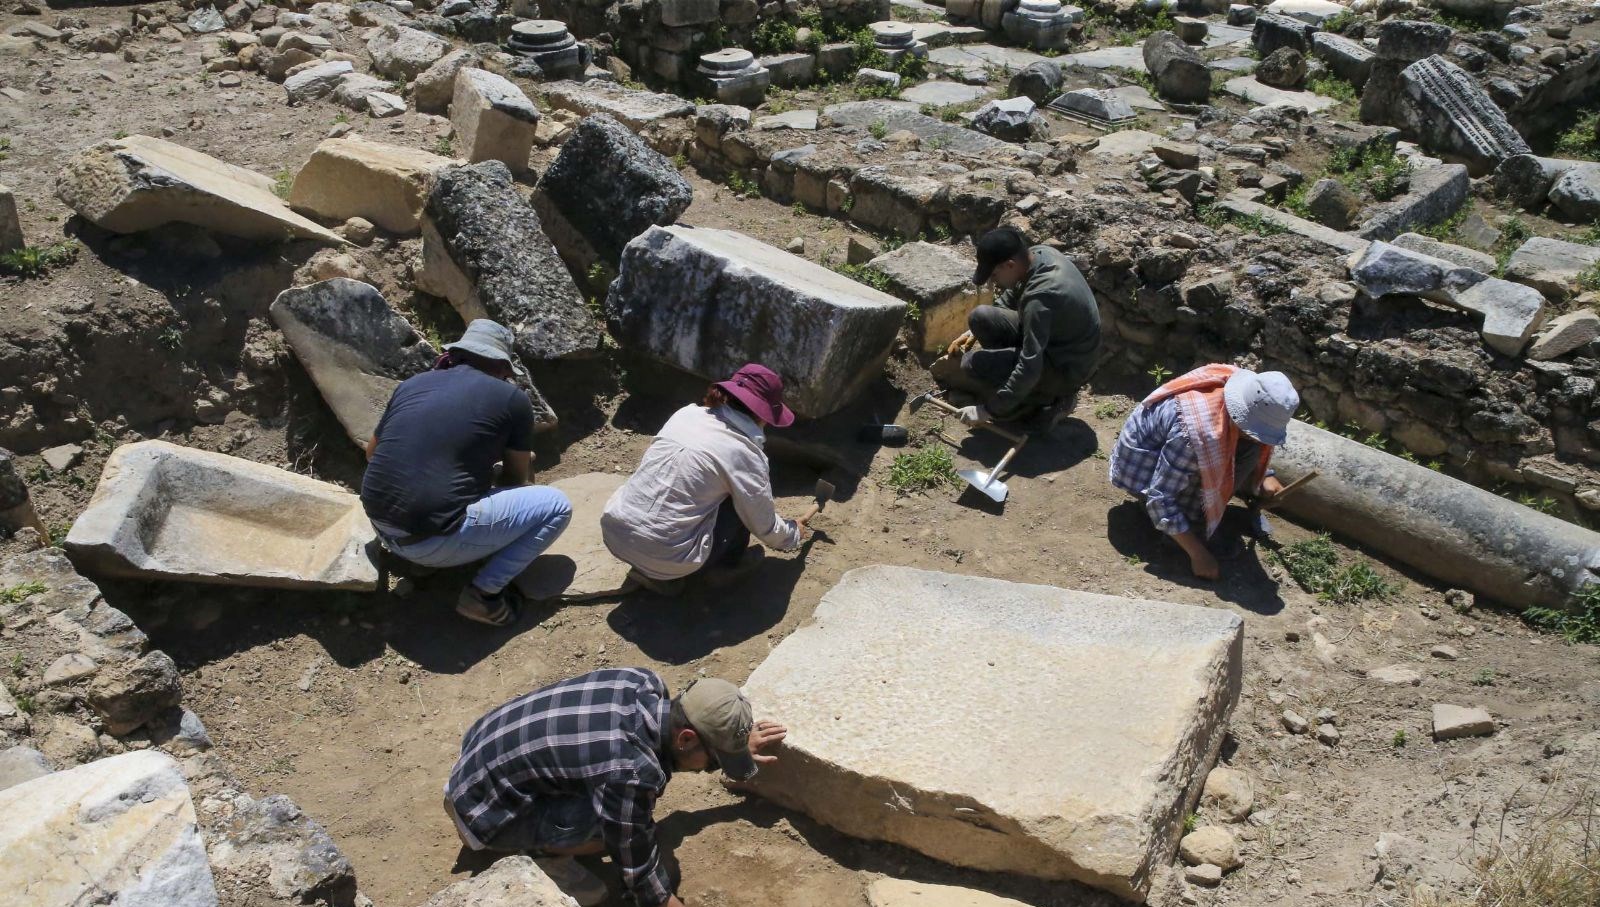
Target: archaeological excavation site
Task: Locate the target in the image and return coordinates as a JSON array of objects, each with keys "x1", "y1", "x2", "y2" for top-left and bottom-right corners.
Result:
[{"x1": 6, "y1": 0, "x2": 1600, "y2": 901}]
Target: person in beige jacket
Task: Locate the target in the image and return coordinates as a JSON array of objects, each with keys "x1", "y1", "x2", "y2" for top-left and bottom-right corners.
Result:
[{"x1": 602, "y1": 364, "x2": 808, "y2": 595}]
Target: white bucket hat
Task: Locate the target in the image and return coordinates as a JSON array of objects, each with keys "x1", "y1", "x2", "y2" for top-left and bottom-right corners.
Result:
[{"x1": 1223, "y1": 369, "x2": 1298, "y2": 446}]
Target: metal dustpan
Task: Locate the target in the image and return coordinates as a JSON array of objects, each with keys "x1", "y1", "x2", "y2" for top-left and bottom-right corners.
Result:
[{"x1": 958, "y1": 467, "x2": 1010, "y2": 502}]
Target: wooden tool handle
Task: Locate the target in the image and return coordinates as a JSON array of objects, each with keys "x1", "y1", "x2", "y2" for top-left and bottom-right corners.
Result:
[
  {"x1": 798, "y1": 502, "x2": 821, "y2": 523},
  {"x1": 1275, "y1": 469, "x2": 1320, "y2": 499},
  {"x1": 984, "y1": 441, "x2": 1025, "y2": 489},
  {"x1": 923, "y1": 397, "x2": 1028, "y2": 444}
]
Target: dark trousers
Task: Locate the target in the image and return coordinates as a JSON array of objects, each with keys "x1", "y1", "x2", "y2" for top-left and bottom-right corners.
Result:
[
  {"x1": 959, "y1": 306, "x2": 1078, "y2": 404},
  {"x1": 705, "y1": 497, "x2": 750, "y2": 570}
]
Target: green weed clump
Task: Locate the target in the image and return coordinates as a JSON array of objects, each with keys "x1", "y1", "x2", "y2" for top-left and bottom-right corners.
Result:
[
  {"x1": 1524, "y1": 583, "x2": 1600, "y2": 644},
  {"x1": 0, "y1": 242, "x2": 79, "y2": 278},
  {"x1": 0, "y1": 580, "x2": 47, "y2": 604},
  {"x1": 887, "y1": 446, "x2": 959, "y2": 493},
  {"x1": 1274, "y1": 534, "x2": 1396, "y2": 605},
  {"x1": 1306, "y1": 74, "x2": 1359, "y2": 106}
]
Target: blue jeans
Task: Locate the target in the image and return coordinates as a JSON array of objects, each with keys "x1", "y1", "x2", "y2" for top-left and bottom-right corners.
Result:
[{"x1": 385, "y1": 486, "x2": 572, "y2": 594}]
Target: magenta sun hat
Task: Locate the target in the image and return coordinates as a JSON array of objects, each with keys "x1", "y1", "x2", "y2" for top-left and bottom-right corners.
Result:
[{"x1": 716, "y1": 363, "x2": 795, "y2": 428}]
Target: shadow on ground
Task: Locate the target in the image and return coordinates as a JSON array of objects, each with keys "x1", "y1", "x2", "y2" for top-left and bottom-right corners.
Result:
[{"x1": 1105, "y1": 501, "x2": 1286, "y2": 615}]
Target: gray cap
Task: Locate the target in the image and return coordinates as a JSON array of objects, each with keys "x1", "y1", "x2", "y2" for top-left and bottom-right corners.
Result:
[{"x1": 444, "y1": 320, "x2": 521, "y2": 372}]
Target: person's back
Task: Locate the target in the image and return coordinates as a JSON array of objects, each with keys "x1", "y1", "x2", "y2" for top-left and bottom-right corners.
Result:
[
  {"x1": 362, "y1": 366, "x2": 535, "y2": 537},
  {"x1": 601, "y1": 404, "x2": 759, "y2": 578},
  {"x1": 1019, "y1": 245, "x2": 1100, "y2": 368}
]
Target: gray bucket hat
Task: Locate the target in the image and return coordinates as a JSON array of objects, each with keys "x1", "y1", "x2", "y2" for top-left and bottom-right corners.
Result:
[
  {"x1": 1223, "y1": 369, "x2": 1298, "y2": 446},
  {"x1": 444, "y1": 320, "x2": 523, "y2": 374}
]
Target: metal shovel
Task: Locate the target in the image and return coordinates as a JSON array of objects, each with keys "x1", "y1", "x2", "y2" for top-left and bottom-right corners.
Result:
[{"x1": 958, "y1": 439, "x2": 1025, "y2": 502}]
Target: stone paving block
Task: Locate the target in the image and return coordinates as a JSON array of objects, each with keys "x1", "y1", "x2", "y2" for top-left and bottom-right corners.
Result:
[
  {"x1": 1265, "y1": 0, "x2": 1345, "y2": 24},
  {"x1": 289, "y1": 136, "x2": 452, "y2": 234},
  {"x1": 56, "y1": 135, "x2": 344, "y2": 244},
  {"x1": 823, "y1": 100, "x2": 1010, "y2": 154},
  {"x1": 513, "y1": 472, "x2": 629, "y2": 601},
  {"x1": 1221, "y1": 75, "x2": 1337, "y2": 112},
  {"x1": 867, "y1": 241, "x2": 992, "y2": 353},
  {"x1": 608, "y1": 225, "x2": 906, "y2": 418},
  {"x1": 269, "y1": 279, "x2": 440, "y2": 447},
  {"x1": 1504, "y1": 236, "x2": 1600, "y2": 301},
  {"x1": 540, "y1": 80, "x2": 695, "y2": 131},
  {"x1": 66, "y1": 440, "x2": 379, "y2": 591},
  {"x1": 741, "y1": 566, "x2": 1244, "y2": 901},
  {"x1": 451, "y1": 68, "x2": 539, "y2": 175},
  {"x1": 0, "y1": 750, "x2": 218, "y2": 907}
]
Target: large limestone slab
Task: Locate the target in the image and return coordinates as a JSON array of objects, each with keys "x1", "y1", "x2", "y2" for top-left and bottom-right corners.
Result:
[
  {"x1": 65, "y1": 441, "x2": 379, "y2": 591},
  {"x1": 823, "y1": 100, "x2": 1011, "y2": 154},
  {"x1": 417, "y1": 855, "x2": 573, "y2": 907},
  {"x1": 419, "y1": 161, "x2": 603, "y2": 363},
  {"x1": 1218, "y1": 190, "x2": 1368, "y2": 253},
  {"x1": 270, "y1": 279, "x2": 439, "y2": 447},
  {"x1": 0, "y1": 750, "x2": 218, "y2": 907},
  {"x1": 540, "y1": 80, "x2": 695, "y2": 131},
  {"x1": 56, "y1": 136, "x2": 344, "y2": 244},
  {"x1": 513, "y1": 472, "x2": 629, "y2": 601},
  {"x1": 537, "y1": 113, "x2": 692, "y2": 263},
  {"x1": 608, "y1": 226, "x2": 907, "y2": 419},
  {"x1": 741, "y1": 567, "x2": 1245, "y2": 901},
  {"x1": 868, "y1": 879, "x2": 1032, "y2": 907},
  {"x1": 288, "y1": 136, "x2": 452, "y2": 234},
  {"x1": 1503, "y1": 236, "x2": 1600, "y2": 301}
]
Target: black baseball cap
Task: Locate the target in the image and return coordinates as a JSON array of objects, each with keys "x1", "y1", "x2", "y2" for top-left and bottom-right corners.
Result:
[{"x1": 973, "y1": 226, "x2": 1030, "y2": 285}]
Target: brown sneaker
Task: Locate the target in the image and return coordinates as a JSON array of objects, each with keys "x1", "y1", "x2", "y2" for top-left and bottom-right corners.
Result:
[{"x1": 455, "y1": 585, "x2": 519, "y2": 626}]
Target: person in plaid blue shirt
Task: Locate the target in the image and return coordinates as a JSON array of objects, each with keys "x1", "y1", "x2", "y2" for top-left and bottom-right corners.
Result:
[
  {"x1": 444, "y1": 668, "x2": 786, "y2": 906},
  {"x1": 1110, "y1": 367, "x2": 1298, "y2": 580}
]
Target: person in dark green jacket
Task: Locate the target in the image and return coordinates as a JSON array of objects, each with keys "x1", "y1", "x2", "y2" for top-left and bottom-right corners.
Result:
[{"x1": 948, "y1": 226, "x2": 1103, "y2": 425}]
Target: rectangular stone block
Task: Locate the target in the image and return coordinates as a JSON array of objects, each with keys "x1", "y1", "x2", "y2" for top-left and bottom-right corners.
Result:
[
  {"x1": 1219, "y1": 190, "x2": 1367, "y2": 253},
  {"x1": 451, "y1": 68, "x2": 539, "y2": 175},
  {"x1": 1346, "y1": 240, "x2": 1547, "y2": 355},
  {"x1": 866, "y1": 241, "x2": 992, "y2": 353},
  {"x1": 288, "y1": 136, "x2": 452, "y2": 234},
  {"x1": 659, "y1": 0, "x2": 718, "y2": 26},
  {"x1": 1311, "y1": 31, "x2": 1373, "y2": 89},
  {"x1": 607, "y1": 225, "x2": 906, "y2": 418},
  {"x1": 1356, "y1": 163, "x2": 1468, "y2": 241},
  {"x1": 536, "y1": 113, "x2": 693, "y2": 263},
  {"x1": 65, "y1": 440, "x2": 379, "y2": 591},
  {"x1": 760, "y1": 52, "x2": 816, "y2": 88},
  {"x1": 0, "y1": 751, "x2": 218, "y2": 907},
  {"x1": 269, "y1": 278, "x2": 440, "y2": 448},
  {"x1": 1252, "y1": 12, "x2": 1313, "y2": 56},
  {"x1": 741, "y1": 567, "x2": 1244, "y2": 902},
  {"x1": 55, "y1": 135, "x2": 344, "y2": 244}
]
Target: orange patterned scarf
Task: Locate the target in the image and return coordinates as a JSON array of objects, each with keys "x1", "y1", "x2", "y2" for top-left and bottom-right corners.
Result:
[{"x1": 1142, "y1": 364, "x2": 1272, "y2": 537}]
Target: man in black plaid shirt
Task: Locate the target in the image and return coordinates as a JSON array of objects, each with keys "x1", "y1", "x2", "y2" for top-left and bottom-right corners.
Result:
[{"x1": 444, "y1": 667, "x2": 787, "y2": 906}]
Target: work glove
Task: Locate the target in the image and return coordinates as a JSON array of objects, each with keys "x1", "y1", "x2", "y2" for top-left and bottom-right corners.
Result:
[{"x1": 958, "y1": 405, "x2": 989, "y2": 426}]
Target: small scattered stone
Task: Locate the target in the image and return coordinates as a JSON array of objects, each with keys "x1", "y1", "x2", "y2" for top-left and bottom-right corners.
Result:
[
  {"x1": 1367, "y1": 665, "x2": 1422, "y2": 686},
  {"x1": 1432, "y1": 704, "x2": 1494, "y2": 740},
  {"x1": 1179, "y1": 826, "x2": 1242, "y2": 871},
  {"x1": 785, "y1": 236, "x2": 805, "y2": 254},
  {"x1": 1281, "y1": 709, "x2": 1308, "y2": 734},
  {"x1": 1315, "y1": 723, "x2": 1341, "y2": 745},
  {"x1": 1184, "y1": 863, "x2": 1223, "y2": 886},
  {"x1": 40, "y1": 444, "x2": 83, "y2": 472},
  {"x1": 1430, "y1": 645, "x2": 1459, "y2": 660}
]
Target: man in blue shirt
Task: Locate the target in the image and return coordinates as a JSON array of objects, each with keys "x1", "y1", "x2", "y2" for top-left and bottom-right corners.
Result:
[{"x1": 361, "y1": 320, "x2": 571, "y2": 625}]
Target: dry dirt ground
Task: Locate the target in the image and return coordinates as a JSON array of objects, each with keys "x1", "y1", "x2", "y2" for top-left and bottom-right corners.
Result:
[{"x1": 5, "y1": 7, "x2": 1600, "y2": 907}]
